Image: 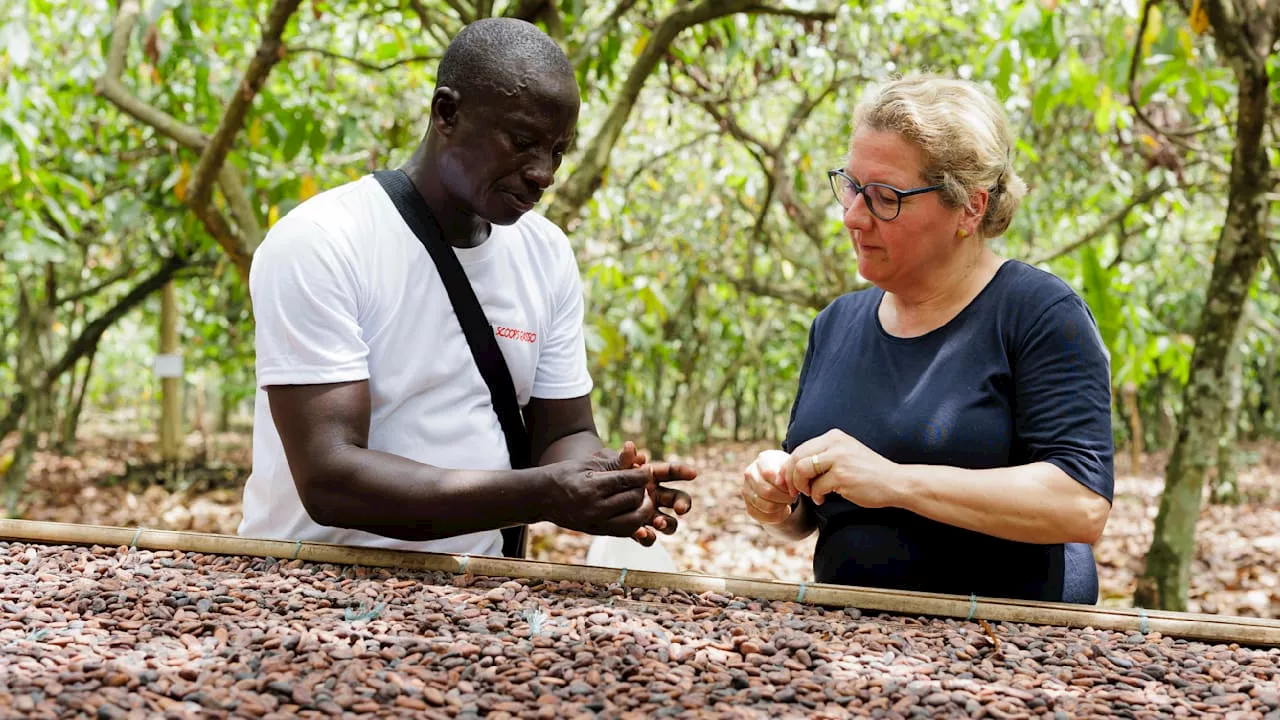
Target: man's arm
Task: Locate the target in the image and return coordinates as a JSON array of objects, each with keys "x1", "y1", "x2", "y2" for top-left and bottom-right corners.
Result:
[
  {"x1": 523, "y1": 395, "x2": 606, "y2": 464},
  {"x1": 524, "y1": 395, "x2": 697, "y2": 540},
  {"x1": 269, "y1": 381, "x2": 655, "y2": 542}
]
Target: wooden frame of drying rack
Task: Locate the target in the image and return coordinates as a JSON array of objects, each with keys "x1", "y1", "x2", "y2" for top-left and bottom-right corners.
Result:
[{"x1": 2, "y1": 519, "x2": 1278, "y2": 647}]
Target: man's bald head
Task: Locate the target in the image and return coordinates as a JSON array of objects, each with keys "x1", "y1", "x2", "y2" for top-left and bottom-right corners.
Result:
[{"x1": 437, "y1": 17, "x2": 576, "y2": 102}]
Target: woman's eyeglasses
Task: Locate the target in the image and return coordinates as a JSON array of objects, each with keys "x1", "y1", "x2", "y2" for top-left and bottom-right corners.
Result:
[{"x1": 827, "y1": 168, "x2": 943, "y2": 222}]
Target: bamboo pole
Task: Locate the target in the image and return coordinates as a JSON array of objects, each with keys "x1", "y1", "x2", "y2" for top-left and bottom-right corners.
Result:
[{"x1": 2, "y1": 519, "x2": 1278, "y2": 647}]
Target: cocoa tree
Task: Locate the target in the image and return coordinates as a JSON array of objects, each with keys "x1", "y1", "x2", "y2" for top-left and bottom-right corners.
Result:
[{"x1": 1135, "y1": 0, "x2": 1279, "y2": 612}]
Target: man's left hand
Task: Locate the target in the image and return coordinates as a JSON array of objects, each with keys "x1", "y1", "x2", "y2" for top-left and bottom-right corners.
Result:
[
  {"x1": 785, "y1": 429, "x2": 901, "y2": 508},
  {"x1": 617, "y1": 441, "x2": 697, "y2": 545}
]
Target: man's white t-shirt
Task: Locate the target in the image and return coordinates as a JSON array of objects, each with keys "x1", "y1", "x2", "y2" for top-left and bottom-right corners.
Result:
[{"x1": 237, "y1": 174, "x2": 593, "y2": 556}]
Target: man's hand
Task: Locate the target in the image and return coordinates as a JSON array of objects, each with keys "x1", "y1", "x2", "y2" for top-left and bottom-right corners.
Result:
[
  {"x1": 615, "y1": 441, "x2": 697, "y2": 545},
  {"x1": 539, "y1": 443, "x2": 696, "y2": 544}
]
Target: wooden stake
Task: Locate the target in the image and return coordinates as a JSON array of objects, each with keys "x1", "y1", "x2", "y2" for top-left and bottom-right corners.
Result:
[
  {"x1": 2, "y1": 519, "x2": 1277, "y2": 647},
  {"x1": 158, "y1": 281, "x2": 181, "y2": 463}
]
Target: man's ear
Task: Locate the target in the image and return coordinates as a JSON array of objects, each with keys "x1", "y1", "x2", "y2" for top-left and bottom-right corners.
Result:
[{"x1": 430, "y1": 87, "x2": 462, "y2": 136}]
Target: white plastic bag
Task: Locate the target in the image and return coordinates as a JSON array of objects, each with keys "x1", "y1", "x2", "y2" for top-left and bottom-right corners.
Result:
[{"x1": 585, "y1": 535, "x2": 677, "y2": 573}]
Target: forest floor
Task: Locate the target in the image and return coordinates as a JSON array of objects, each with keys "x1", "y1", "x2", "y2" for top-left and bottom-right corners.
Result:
[{"x1": 11, "y1": 432, "x2": 1280, "y2": 618}]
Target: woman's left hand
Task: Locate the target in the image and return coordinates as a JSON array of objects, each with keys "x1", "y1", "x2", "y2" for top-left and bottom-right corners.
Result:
[{"x1": 786, "y1": 429, "x2": 902, "y2": 508}]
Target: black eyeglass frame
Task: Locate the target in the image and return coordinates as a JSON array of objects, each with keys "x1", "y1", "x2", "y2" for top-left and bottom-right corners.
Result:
[{"x1": 827, "y1": 168, "x2": 945, "y2": 222}]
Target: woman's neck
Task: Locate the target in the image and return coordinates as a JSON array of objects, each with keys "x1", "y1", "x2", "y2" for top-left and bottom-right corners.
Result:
[{"x1": 880, "y1": 245, "x2": 1004, "y2": 338}]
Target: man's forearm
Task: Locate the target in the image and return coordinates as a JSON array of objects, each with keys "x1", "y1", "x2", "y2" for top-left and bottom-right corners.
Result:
[
  {"x1": 537, "y1": 429, "x2": 604, "y2": 465},
  {"x1": 298, "y1": 445, "x2": 552, "y2": 542}
]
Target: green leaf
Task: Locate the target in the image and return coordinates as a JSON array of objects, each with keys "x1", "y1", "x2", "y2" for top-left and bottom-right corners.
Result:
[
  {"x1": 308, "y1": 119, "x2": 327, "y2": 160},
  {"x1": 281, "y1": 111, "x2": 311, "y2": 162},
  {"x1": 1031, "y1": 80, "x2": 1058, "y2": 125},
  {"x1": 1094, "y1": 85, "x2": 1112, "y2": 134},
  {"x1": 1141, "y1": 60, "x2": 1184, "y2": 106}
]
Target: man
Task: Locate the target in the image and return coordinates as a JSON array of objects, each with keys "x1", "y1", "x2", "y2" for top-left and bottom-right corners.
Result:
[{"x1": 238, "y1": 18, "x2": 695, "y2": 558}]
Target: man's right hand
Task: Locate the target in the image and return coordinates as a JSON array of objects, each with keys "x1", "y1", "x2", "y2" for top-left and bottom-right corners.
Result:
[
  {"x1": 743, "y1": 449, "x2": 798, "y2": 526},
  {"x1": 539, "y1": 448, "x2": 661, "y2": 538}
]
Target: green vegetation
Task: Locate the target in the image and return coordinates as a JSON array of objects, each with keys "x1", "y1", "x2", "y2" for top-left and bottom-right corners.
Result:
[{"x1": 2, "y1": 0, "x2": 1277, "y2": 611}]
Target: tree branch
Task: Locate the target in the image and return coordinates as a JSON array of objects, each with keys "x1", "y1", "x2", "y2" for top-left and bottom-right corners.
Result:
[
  {"x1": 0, "y1": 255, "x2": 193, "y2": 445},
  {"x1": 185, "y1": 0, "x2": 302, "y2": 212},
  {"x1": 97, "y1": 0, "x2": 265, "y2": 281},
  {"x1": 192, "y1": 202, "x2": 253, "y2": 281},
  {"x1": 677, "y1": 61, "x2": 851, "y2": 290},
  {"x1": 548, "y1": 0, "x2": 836, "y2": 230},
  {"x1": 620, "y1": 132, "x2": 715, "y2": 191},
  {"x1": 59, "y1": 265, "x2": 138, "y2": 306},
  {"x1": 738, "y1": 4, "x2": 835, "y2": 22},
  {"x1": 571, "y1": 0, "x2": 642, "y2": 72},
  {"x1": 1201, "y1": 0, "x2": 1267, "y2": 75},
  {"x1": 1027, "y1": 181, "x2": 1170, "y2": 265},
  {"x1": 1268, "y1": 0, "x2": 1280, "y2": 49},
  {"x1": 96, "y1": 1, "x2": 207, "y2": 149},
  {"x1": 288, "y1": 46, "x2": 440, "y2": 72},
  {"x1": 1128, "y1": 0, "x2": 1218, "y2": 145},
  {"x1": 441, "y1": 0, "x2": 475, "y2": 24},
  {"x1": 407, "y1": 0, "x2": 457, "y2": 45},
  {"x1": 719, "y1": 273, "x2": 838, "y2": 311}
]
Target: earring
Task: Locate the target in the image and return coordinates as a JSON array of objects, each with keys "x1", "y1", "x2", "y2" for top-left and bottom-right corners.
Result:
[{"x1": 957, "y1": 228, "x2": 970, "y2": 239}]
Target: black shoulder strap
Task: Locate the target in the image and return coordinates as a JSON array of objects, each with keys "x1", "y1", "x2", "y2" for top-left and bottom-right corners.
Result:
[{"x1": 373, "y1": 169, "x2": 531, "y2": 557}]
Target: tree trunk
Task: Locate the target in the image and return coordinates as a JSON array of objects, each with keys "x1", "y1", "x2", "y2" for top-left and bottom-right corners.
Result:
[
  {"x1": 1122, "y1": 383, "x2": 1143, "y2": 475},
  {"x1": 1135, "y1": 36, "x2": 1271, "y2": 612},
  {"x1": 608, "y1": 366, "x2": 629, "y2": 446},
  {"x1": 1150, "y1": 371, "x2": 1177, "y2": 450},
  {"x1": 159, "y1": 281, "x2": 183, "y2": 463},
  {"x1": 755, "y1": 376, "x2": 770, "y2": 440},
  {"x1": 194, "y1": 374, "x2": 210, "y2": 462},
  {"x1": 218, "y1": 382, "x2": 234, "y2": 433},
  {"x1": 55, "y1": 363, "x2": 77, "y2": 450},
  {"x1": 732, "y1": 383, "x2": 743, "y2": 442},
  {"x1": 3, "y1": 417, "x2": 39, "y2": 518},
  {"x1": 58, "y1": 348, "x2": 97, "y2": 455},
  {"x1": 1264, "y1": 347, "x2": 1279, "y2": 437},
  {"x1": 0, "y1": 256, "x2": 189, "y2": 447},
  {"x1": 1211, "y1": 310, "x2": 1249, "y2": 505},
  {"x1": 643, "y1": 355, "x2": 668, "y2": 459}
]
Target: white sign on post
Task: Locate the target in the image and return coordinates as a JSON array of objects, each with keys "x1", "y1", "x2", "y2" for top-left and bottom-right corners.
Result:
[{"x1": 153, "y1": 354, "x2": 184, "y2": 379}]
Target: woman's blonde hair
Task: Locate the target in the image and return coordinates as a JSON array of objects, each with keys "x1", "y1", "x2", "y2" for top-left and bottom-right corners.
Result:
[{"x1": 851, "y1": 74, "x2": 1027, "y2": 238}]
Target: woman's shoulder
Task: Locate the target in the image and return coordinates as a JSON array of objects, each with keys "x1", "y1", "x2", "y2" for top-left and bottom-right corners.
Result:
[
  {"x1": 820, "y1": 285, "x2": 881, "y2": 319},
  {"x1": 987, "y1": 260, "x2": 1087, "y2": 322},
  {"x1": 994, "y1": 259, "x2": 1077, "y2": 297},
  {"x1": 990, "y1": 261, "x2": 1108, "y2": 363},
  {"x1": 812, "y1": 285, "x2": 881, "y2": 334}
]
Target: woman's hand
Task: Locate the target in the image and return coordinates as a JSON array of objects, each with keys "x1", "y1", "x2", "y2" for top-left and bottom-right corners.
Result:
[
  {"x1": 786, "y1": 429, "x2": 901, "y2": 508},
  {"x1": 742, "y1": 449, "x2": 798, "y2": 525}
]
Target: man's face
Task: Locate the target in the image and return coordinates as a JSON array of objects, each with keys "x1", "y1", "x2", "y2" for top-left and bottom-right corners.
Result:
[{"x1": 436, "y1": 74, "x2": 580, "y2": 225}]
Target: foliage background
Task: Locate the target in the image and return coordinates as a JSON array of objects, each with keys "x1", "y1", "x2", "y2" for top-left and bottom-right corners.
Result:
[{"x1": 2, "y1": 0, "x2": 1277, "y2": 612}]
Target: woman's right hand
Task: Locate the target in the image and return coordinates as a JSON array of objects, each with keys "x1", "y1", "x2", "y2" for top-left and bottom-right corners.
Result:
[{"x1": 742, "y1": 449, "x2": 799, "y2": 526}]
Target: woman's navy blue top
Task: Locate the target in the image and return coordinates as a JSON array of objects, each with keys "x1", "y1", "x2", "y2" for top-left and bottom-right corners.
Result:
[{"x1": 783, "y1": 260, "x2": 1114, "y2": 603}]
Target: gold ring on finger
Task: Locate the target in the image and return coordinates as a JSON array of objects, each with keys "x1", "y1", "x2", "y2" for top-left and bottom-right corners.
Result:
[{"x1": 810, "y1": 455, "x2": 820, "y2": 475}]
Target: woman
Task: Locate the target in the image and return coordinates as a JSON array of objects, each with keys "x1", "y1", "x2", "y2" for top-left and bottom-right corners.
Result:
[{"x1": 742, "y1": 75, "x2": 1114, "y2": 604}]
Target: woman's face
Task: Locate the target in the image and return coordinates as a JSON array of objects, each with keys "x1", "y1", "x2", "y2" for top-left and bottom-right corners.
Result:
[{"x1": 841, "y1": 127, "x2": 970, "y2": 291}]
